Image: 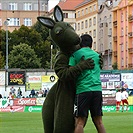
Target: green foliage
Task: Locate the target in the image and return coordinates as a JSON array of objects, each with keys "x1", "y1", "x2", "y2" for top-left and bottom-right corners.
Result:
[
  {"x1": 112, "y1": 62, "x2": 118, "y2": 70},
  {"x1": 8, "y1": 43, "x2": 41, "y2": 69},
  {"x1": 0, "y1": 23, "x2": 58, "y2": 69},
  {"x1": 0, "y1": 51, "x2": 5, "y2": 68}
]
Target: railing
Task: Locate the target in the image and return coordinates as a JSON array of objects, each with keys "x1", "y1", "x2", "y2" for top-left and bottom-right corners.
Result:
[{"x1": 113, "y1": 21, "x2": 117, "y2": 27}]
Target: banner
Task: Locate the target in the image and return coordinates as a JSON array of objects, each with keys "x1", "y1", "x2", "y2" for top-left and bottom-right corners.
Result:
[
  {"x1": 0, "y1": 106, "x2": 24, "y2": 112},
  {"x1": 13, "y1": 98, "x2": 36, "y2": 106},
  {"x1": 8, "y1": 71, "x2": 25, "y2": 85},
  {"x1": 121, "y1": 73, "x2": 133, "y2": 89},
  {"x1": 100, "y1": 74, "x2": 121, "y2": 89},
  {"x1": 28, "y1": 76, "x2": 41, "y2": 83},
  {"x1": 24, "y1": 106, "x2": 42, "y2": 112},
  {"x1": 0, "y1": 71, "x2": 5, "y2": 85},
  {"x1": 36, "y1": 97, "x2": 45, "y2": 105},
  {"x1": 0, "y1": 98, "x2": 9, "y2": 108},
  {"x1": 26, "y1": 82, "x2": 42, "y2": 91},
  {"x1": 102, "y1": 105, "x2": 133, "y2": 112}
]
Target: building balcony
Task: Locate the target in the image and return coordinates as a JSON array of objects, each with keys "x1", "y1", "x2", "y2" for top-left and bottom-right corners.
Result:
[
  {"x1": 128, "y1": 63, "x2": 133, "y2": 68},
  {"x1": 128, "y1": 48, "x2": 133, "y2": 53},
  {"x1": 104, "y1": 49, "x2": 112, "y2": 55},
  {"x1": 113, "y1": 21, "x2": 117, "y2": 27},
  {"x1": 113, "y1": 51, "x2": 117, "y2": 57},
  {"x1": 128, "y1": 15, "x2": 133, "y2": 22},
  {"x1": 113, "y1": 36, "x2": 117, "y2": 41},
  {"x1": 128, "y1": 32, "x2": 133, "y2": 37}
]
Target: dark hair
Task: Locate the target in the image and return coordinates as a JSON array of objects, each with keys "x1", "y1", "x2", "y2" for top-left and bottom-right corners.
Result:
[{"x1": 80, "y1": 34, "x2": 93, "y2": 48}]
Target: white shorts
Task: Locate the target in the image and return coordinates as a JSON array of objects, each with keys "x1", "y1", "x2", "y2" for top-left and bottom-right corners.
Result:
[{"x1": 9, "y1": 100, "x2": 13, "y2": 106}]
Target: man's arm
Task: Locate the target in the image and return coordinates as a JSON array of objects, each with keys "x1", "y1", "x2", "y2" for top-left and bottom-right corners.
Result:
[{"x1": 54, "y1": 52, "x2": 94, "y2": 81}]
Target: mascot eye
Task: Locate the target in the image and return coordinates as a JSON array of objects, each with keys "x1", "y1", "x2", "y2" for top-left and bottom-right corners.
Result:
[
  {"x1": 56, "y1": 30, "x2": 62, "y2": 35},
  {"x1": 55, "y1": 27, "x2": 63, "y2": 35}
]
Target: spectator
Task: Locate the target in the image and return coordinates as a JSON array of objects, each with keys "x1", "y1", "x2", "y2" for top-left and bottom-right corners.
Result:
[
  {"x1": 17, "y1": 87, "x2": 22, "y2": 98},
  {"x1": 10, "y1": 86, "x2": 16, "y2": 97},
  {"x1": 38, "y1": 88, "x2": 43, "y2": 97},
  {"x1": 121, "y1": 87, "x2": 129, "y2": 112},
  {"x1": 43, "y1": 88, "x2": 48, "y2": 97},
  {"x1": 29, "y1": 88, "x2": 36, "y2": 98}
]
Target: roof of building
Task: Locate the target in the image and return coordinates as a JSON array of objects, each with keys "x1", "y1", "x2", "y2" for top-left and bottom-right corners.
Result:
[
  {"x1": 75, "y1": 0, "x2": 94, "y2": 9},
  {"x1": 49, "y1": 0, "x2": 84, "y2": 13}
]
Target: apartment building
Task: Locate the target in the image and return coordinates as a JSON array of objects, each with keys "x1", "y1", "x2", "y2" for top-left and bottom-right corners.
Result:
[
  {"x1": 49, "y1": 0, "x2": 84, "y2": 29},
  {"x1": 75, "y1": 0, "x2": 98, "y2": 52},
  {"x1": 112, "y1": 0, "x2": 133, "y2": 69},
  {"x1": 0, "y1": 0, "x2": 49, "y2": 32}
]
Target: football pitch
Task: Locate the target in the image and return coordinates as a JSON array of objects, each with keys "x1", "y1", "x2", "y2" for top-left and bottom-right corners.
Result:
[{"x1": 0, "y1": 112, "x2": 133, "y2": 133}]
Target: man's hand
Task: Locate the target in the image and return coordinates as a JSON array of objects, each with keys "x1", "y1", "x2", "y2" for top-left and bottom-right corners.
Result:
[{"x1": 77, "y1": 56, "x2": 95, "y2": 71}]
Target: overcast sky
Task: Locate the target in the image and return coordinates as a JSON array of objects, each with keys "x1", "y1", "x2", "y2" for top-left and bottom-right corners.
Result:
[{"x1": 48, "y1": 0, "x2": 60, "y2": 11}]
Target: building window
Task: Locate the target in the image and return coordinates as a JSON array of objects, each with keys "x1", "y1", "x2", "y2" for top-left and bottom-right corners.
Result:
[
  {"x1": 81, "y1": 9, "x2": 84, "y2": 16},
  {"x1": 24, "y1": 3, "x2": 32, "y2": 10},
  {"x1": 121, "y1": 12, "x2": 123, "y2": 21},
  {"x1": 121, "y1": 58, "x2": 124, "y2": 66},
  {"x1": 89, "y1": 6, "x2": 92, "y2": 12},
  {"x1": 93, "y1": 29, "x2": 96, "y2": 38},
  {"x1": 93, "y1": 17, "x2": 96, "y2": 25},
  {"x1": 93, "y1": 4, "x2": 96, "y2": 11},
  {"x1": 77, "y1": 11, "x2": 80, "y2": 17},
  {"x1": 93, "y1": 42, "x2": 96, "y2": 50},
  {"x1": 63, "y1": 13, "x2": 68, "y2": 18},
  {"x1": 9, "y1": 3, "x2": 17, "y2": 10},
  {"x1": 24, "y1": 18, "x2": 32, "y2": 26},
  {"x1": 0, "y1": 3, "x2": 1, "y2": 10},
  {"x1": 85, "y1": 20, "x2": 88, "y2": 28},
  {"x1": 109, "y1": 15, "x2": 112, "y2": 23},
  {"x1": 85, "y1": 8, "x2": 88, "y2": 14},
  {"x1": 0, "y1": 19, "x2": 2, "y2": 26},
  {"x1": 78, "y1": 23, "x2": 80, "y2": 31},
  {"x1": 89, "y1": 31, "x2": 92, "y2": 36},
  {"x1": 121, "y1": 28, "x2": 124, "y2": 36},
  {"x1": 81, "y1": 21, "x2": 84, "y2": 29},
  {"x1": 121, "y1": 44, "x2": 124, "y2": 51},
  {"x1": 109, "y1": 28, "x2": 112, "y2": 36},
  {"x1": 9, "y1": 18, "x2": 20, "y2": 26},
  {"x1": 89, "y1": 18, "x2": 92, "y2": 27},
  {"x1": 109, "y1": 42, "x2": 112, "y2": 49}
]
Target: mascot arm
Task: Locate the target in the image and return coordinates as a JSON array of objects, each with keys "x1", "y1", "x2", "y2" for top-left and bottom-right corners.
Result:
[{"x1": 54, "y1": 53, "x2": 94, "y2": 81}]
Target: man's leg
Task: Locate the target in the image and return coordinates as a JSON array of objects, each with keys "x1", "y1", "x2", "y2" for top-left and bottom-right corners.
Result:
[
  {"x1": 92, "y1": 116, "x2": 106, "y2": 133},
  {"x1": 74, "y1": 117, "x2": 87, "y2": 133}
]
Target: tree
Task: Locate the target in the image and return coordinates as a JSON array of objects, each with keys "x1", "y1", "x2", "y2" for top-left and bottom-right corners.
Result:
[
  {"x1": 112, "y1": 62, "x2": 118, "y2": 70},
  {"x1": 0, "y1": 51, "x2": 5, "y2": 69},
  {"x1": 8, "y1": 43, "x2": 41, "y2": 69}
]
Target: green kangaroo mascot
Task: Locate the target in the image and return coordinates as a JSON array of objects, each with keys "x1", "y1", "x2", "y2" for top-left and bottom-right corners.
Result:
[{"x1": 37, "y1": 5, "x2": 95, "y2": 133}]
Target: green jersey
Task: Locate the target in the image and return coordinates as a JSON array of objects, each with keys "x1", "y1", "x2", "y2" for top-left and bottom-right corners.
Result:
[{"x1": 69, "y1": 47, "x2": 101, "y2": 94}]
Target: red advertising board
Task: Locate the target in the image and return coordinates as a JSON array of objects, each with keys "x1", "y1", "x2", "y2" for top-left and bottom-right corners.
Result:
[
  {"x1": 0, "y1": 106, "x2": 24, "y2": 112},
  {"x1": 13, "y1": 98, "x2": 36, "y2": 106}
]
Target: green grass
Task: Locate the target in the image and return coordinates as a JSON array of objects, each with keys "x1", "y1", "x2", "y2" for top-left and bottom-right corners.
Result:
[{"x1": 0, "y1": 112, "x2": 133, "y2": 133}]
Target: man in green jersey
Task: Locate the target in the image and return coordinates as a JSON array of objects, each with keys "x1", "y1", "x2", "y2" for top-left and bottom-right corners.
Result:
[{"x1": 69, "y1": 34, "x2": 106, "y2": 133}]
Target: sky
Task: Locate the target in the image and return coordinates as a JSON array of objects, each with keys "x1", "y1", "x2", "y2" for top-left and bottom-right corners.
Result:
[{"x1": 48, "y1": 0, "x2": 60, "y2": 11}]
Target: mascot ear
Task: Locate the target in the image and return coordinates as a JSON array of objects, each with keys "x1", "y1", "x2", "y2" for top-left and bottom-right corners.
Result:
[
  {"x1": 54, "y1": 5, "x2": 64, "y2": 22},
  {"x1": 37, "y1": 16, "x2": 55, "y2": 29}
]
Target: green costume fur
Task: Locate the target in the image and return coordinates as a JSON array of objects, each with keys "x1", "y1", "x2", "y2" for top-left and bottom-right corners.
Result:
[{"x1": 37, "y1": 5, "x2": 95, "y2": 133}]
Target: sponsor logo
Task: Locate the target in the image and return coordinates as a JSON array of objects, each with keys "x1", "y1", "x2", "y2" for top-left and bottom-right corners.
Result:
[
  {"x1": 14, "y1": 98, "x2": 36, "y2": 106},
  {"x1": 28, "y1": 106, "x2": 42, "y2": 112}
]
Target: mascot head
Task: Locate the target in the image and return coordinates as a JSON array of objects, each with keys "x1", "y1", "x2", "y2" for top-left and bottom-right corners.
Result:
[{"x1": 37, "y1": 5, "x2": 80, "y2": 53}]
